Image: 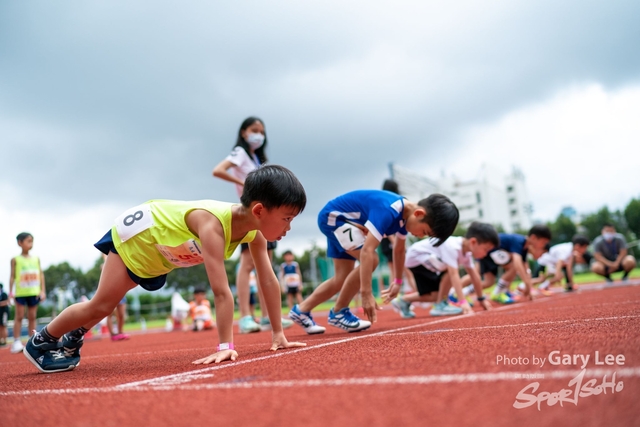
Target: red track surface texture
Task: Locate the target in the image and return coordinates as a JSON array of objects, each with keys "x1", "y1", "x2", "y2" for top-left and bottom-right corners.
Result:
[{"x1": 2, "y1": 281, "x2": 639, "y2": 427}]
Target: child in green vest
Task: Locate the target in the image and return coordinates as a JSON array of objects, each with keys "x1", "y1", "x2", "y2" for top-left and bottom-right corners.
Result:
[
  {"x1": 9, "y1": 232, "x2": 46, "y2": 354},
  {"x1": 24, "y1": 165, "x2": 307, "y2": 373}
]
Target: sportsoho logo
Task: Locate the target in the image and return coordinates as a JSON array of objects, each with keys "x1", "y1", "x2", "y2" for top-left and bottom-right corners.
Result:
[{"x1": 502, "y1": 350, "x2": 627, "y2": 411}]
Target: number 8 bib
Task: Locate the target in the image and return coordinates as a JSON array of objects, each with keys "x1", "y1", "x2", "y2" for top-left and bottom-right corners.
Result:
[{"x1": 115, "y1": 204, "x2": 154, "y2": 242}]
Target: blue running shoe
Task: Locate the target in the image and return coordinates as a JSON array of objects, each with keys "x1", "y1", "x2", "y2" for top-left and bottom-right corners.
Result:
[
  {"x1": 327, "y1": 307, "x2": 371, "y2": 332},
  {"x1": 23, "y1": 335, "x2": 77, "y2": 373},
  {"x1": 430, "y1": 300, "x2": 463, "y2": 316},
  {"x1": 288, "y1": 305, "x2": 326, "y2": 334},
  {"x1": 60, "y1": 334, "x2": 84, "y2": 366},
  {"x1": 391, "y1": 297, "x2": 415, "y2": 318}
]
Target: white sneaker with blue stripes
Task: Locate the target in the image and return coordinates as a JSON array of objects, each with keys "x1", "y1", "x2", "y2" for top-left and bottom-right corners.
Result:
[
  {"x1": 327, "y1": 307, "x2": 371, "y2": 332},
  {"x1": 288, "y1": 304, "x2": 326, "y2": 335}
]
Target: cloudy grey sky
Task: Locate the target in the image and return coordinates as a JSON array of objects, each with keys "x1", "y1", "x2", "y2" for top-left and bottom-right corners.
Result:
[{"x1": 1, "y1": 0, "x2": 639, "y2": 281}]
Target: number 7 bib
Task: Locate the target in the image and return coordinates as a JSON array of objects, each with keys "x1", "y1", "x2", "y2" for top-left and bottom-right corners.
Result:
[{"x1": 334, "y1": 223, "x2": 366, "y2": 251}]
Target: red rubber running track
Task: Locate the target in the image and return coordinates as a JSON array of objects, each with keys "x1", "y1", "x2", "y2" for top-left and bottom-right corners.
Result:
[{"x1": 1, "y1": 280, "x2": 639, "y2": 427}]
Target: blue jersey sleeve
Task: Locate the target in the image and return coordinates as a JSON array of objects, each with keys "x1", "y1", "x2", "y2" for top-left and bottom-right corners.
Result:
[{"x1": 499, "y1": 234, "x2": 527, "y2": 256}]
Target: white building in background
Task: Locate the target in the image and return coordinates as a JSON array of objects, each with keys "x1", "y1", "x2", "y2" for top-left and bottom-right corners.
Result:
[{"x1": 389, "y1": 163, "x2": 533, "y2": 233}]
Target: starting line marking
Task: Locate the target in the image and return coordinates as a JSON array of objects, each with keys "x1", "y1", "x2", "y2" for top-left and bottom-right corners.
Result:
[{"x1": 1, "y1": 366, "x2": 639, "y2": 396}]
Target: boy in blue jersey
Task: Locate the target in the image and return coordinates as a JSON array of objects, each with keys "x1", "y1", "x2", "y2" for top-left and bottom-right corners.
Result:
[
  {"x1": 460, "y1": 225, "x2": 551, "y2": 304},
  {"x1": 289, "y1": 190, "x2": 459, "y2": 334}
]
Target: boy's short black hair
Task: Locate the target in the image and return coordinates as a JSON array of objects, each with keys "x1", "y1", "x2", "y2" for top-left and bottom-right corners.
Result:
[
  {"x1": 241, "y1": 165, "x2": 306, "y2": 213},
  {"x1": 528, "y1": 224, "x2": 551, "y2": 240},
  {"x1": 382, "y1": 179, "x2": 400, "y2": 194},
  {"x1": 602, "y1": 223, "x2": 615, "y2": 229},
  {"x1": 193, "y1": 287, "x2": 206, "y2": 294},
  {"x1": 282, "y1": 250, "x2": 293, "y2": 256},
  {"x1": 418, "y1": 193, "x2": 459, "y2": 247},
  {"x1": 16, "y1": 232, "x2": 32, "y2": 242},
  {"x1": 572, "y1": 234, "x2": 590, "y2": 247},
  {"x1": 466, "y1": 222, "x2": 499, "y2": 247}
]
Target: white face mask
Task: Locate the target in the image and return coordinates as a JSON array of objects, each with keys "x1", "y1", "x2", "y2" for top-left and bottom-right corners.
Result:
[
  {"x1": 245, "y1": 132, "x2": 265, "y2": 149},
  {"x1": 603, "y1": 232, "x2": 615, "y2": 241}
]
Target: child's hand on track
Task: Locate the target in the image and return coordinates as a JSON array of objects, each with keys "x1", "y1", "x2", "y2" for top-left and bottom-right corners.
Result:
[
  {"x1": 270, "y1": 331, "x2": 306, "y2": 351},
  {"x1": 361, "y1": 292, "x2": 380, "y2": 322},
  {"x1": 461, "y1": 302, "x2": 474, "y2": 315},
  {"x1": 479, "y1": 298, "x2": 492, "y2": 311},
  {"x1": 192, "y1": 349, "x2": 238, "y2": 365},
  {"x1": 381, "y1": 283, "x2": 401, "y2": 304}
]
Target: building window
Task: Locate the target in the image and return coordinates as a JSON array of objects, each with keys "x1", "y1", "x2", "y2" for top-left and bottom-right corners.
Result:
[
  {"x1": 513, "y1": 223, "x2": 520, "y2": 230},
  {"x1": 476, "y1": 192, "x2": 481, "y2": 203},
  {"x1": 511, "y1": 209, "x2": 518, "y2": 216},
  {"x1": 478, "y1": 209, "x2": 483, "y2": 218},
  {"x1": 509, "y1": 197, "x2": 516, "y2": 204},
  {"x1": 507, "y1": 186, "x2": 514, "y2": 192}
]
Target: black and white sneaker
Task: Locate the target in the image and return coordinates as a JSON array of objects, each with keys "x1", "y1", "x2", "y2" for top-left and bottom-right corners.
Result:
[
  {"x1": 23, "y1": 335, "x2": 78, "y2": 373},
  {"x1": 60, "y1": 334, "x2": 84, "y2": 366}
]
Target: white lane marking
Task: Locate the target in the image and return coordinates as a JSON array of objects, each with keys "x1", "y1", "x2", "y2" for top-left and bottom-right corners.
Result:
[
  {"x1": 115, "y1": 312, "x2": 481, "y2": 389},
  {"x1": 1, "y1": 367, "x2": 638, "y2": 396},
  {"x1": 383, "y1": 314, "x2": 640, "y2": 336}
]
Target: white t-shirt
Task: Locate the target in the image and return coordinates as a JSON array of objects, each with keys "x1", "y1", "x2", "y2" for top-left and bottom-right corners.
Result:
[
  {"x1": 224, "y1": 146, "x2": 261, "y2": 198},
  {"x1": 405, "y1": 236, "x2": 474, "y2": 273},
  {"x1": 538, "y1": 243, "x2": 573, "y2": 269}
]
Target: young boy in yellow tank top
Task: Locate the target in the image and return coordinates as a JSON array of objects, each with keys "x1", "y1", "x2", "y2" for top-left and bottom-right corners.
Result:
[
  {"x1": 9, "y1": 232, "x2": 46, "y2": 354},
  {"x1": 24, "y1": 165, "x2": 307, "y2": 373}
]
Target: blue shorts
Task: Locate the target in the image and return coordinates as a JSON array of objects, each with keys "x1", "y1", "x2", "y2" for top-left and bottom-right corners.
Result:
[
  {"x1": 249, "y1": 292, "x2": 257, "y2": 306},
  {"x1": 317, "y1": 213, "x2": 359, "y2": 261},
  {"x1": 94, "y1": 230, "x2": 168, "y2": 292},
  {"x1": 119, "y1": 296, "x2": 127, "y2": 305},
  {"x1": 15, "y1": 296, "x2": 40, "y2": 307}
]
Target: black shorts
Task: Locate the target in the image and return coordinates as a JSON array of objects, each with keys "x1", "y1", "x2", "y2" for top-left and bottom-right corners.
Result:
[
  {"x1": 249, "y1": 292, "x2": 257, "y2": 306},
  {"x1": 604, "y1": 264, "x2": 626, "y2": 275},
  {"x1": 286, "y1": 287, "x2": 300, "y2": 296},
  {"x1": 240, "y1": 241, "x2": 278, "y2": 252},
  {"x1": 94, "y1": 230, "x2": 168, "y2": 292},
  {"x1": 0, "y1": 307, "x2": 9, "y2": 326},
  {"x1": 479, "y1": 256, "x2": 513, "y2": 277},
  {"x1": 409, "y1": 265, "x2": 442, "y2": 295},
  {"x1": 15, "y1": 296, "x2": 40, "y2": 307},
  {"x1": 380, "y1": 238, "x2": 393, "y2": 263}
]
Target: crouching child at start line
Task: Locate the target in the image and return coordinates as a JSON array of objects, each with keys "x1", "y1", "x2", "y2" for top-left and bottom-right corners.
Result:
[{"x1": 23, "y1": 165, "x2": 307, "y2": 373}]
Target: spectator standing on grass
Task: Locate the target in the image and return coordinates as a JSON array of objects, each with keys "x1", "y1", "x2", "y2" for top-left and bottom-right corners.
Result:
[
  {"x1": 212, "y1": 116, "x2": 293, "y2": 334},
  {"x1": 591, "y1": 223, "x2": 637, "y2": 283},
  {"x1": 9, "y1": 232, "x2": 46, "y2": 354},
  {"x1": 0, "y1": 283, "x2": 9, "y2": 346},
  {"x1": 279, "y1": 250, "x2": 303, "y2": 309}
]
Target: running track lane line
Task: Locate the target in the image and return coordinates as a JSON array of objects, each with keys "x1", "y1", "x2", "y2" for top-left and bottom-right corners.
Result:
[
  {"x1": 1, "y1": 367, "x2": 638, "y2": 396},
  {"x1": 383, "y1": 314, "x2": 640, "y2": 336},
  {"x1": 114, "y1": 296, "x2": 561, "y2": 389}
]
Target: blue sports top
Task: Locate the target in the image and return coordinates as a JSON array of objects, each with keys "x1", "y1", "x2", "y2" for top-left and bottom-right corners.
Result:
[
  {"x1": 280, "y1": 261, "x2": 299, "y2": 275},
  {"x1": 483, "y1": 233, "x2": 528, "y2": 265},
  {"x1": 319, "y1": 190, "x2": 407, "y2": 241}
]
